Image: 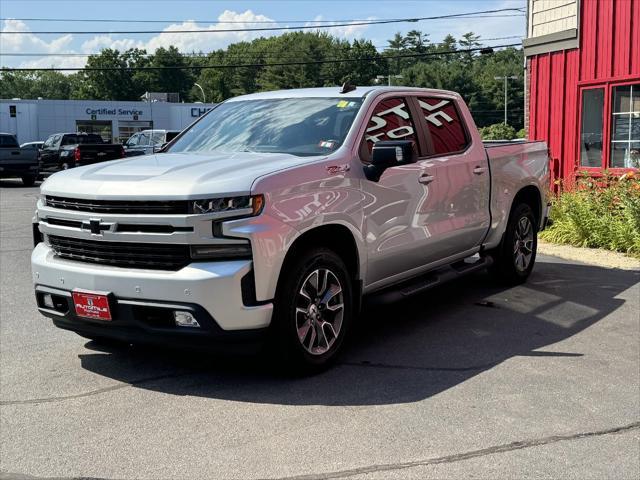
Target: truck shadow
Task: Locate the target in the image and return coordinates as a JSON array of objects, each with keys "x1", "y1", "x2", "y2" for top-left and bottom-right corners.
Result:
[{"x1": 78, "y1": 257, "x2": 639, "y2": 406}]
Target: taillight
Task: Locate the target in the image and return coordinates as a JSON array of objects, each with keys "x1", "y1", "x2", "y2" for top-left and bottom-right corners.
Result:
[
  {"x1": 120, "y1": 146, "x2": 126, "y2": 158},
  {"x1": 74, "y1": 147, "x2": 81, "y2": 163}
]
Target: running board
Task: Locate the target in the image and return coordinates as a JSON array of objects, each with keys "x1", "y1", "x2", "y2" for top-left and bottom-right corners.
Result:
[{"x1": 365, "y1": 255, "x2": 493, "y2": 305}]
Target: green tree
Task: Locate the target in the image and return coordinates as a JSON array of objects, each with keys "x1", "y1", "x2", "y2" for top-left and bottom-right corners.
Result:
[{"x1": 74, "y1": 49, "x2": 139, "y2": 100}]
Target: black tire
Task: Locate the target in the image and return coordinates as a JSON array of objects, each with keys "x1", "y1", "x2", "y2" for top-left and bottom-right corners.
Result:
[
  {"x1": 270, "y1": 248, "x2": 353, "y2": 373},
  {"x1": 489, "y1": 203, "x2": 538, "y2": 285},
  {"x1": 21, "y1": 175, "x2": 36, "y2": 187}
]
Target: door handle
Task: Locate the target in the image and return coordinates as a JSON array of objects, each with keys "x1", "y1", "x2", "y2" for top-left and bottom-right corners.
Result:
[
  {"x1": 419, "y1": 174, "x2": 435, "y2": 185},
  {"x1": 473, "y1": 166, "x2": 486, "y2": 175}
]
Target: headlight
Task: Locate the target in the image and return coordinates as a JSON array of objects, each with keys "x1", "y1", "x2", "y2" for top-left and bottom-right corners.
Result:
[
  {"x1": 190, "y1": 243, "x2": 252, "y2": 260},
  {"x1": 189, "y1": 194, "x2": 264, "y2": 216}
]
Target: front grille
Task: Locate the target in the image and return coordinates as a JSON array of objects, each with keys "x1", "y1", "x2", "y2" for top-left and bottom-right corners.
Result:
[
  {"x1": 45, "y1": 196, "x2": 189, "y2": 215},
  {"x1": 48, "y1": 235, "x2": 190, "y2": 270}
]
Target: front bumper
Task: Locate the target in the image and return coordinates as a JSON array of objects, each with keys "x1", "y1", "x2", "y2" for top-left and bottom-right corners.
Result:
[{"x1": 32, "y1": 243, "x2": 273, "y2": 344}]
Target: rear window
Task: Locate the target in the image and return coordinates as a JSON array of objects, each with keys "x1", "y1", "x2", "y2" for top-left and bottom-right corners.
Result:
[
  {"x1": 418, "y1": 97, "x2": 469, "y2": 155},
  {"x1": 0, "y1": 134, "x2": 19, "y2": 148},
  {"x1": 64, "y1": 134, "x2": 104, "y2": 145},
  {"x1": 78, "y1": 134, "x2": 104, "y2": 144}
]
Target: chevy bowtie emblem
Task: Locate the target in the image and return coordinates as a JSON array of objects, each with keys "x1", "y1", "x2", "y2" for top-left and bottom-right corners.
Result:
[{"x1": 82, "y1": 219, "x2": 111, "y2": 235}]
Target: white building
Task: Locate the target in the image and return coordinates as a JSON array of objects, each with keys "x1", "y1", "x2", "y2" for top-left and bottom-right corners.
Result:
[{"x1": 0, "y1": 98, "x2": 217, "y2": 144}]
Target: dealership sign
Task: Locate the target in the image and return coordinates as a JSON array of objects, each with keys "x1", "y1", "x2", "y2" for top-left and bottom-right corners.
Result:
[{"x1": 85, "y1": 108, "x2": 145, "y2": 117}]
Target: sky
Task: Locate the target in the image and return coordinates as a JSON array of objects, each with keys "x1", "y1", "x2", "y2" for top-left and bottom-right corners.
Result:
[{"x1": 0, "y1": 0, "x2": 526, "y2": 70}]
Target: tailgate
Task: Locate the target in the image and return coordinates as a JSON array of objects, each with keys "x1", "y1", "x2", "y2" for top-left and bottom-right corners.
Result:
[
  {"x1": 0, "y1": 149, "x2": 38, "y2": 167},
  {"x1": 77, "y1": 145, "x2": 123, "y2": 164}
]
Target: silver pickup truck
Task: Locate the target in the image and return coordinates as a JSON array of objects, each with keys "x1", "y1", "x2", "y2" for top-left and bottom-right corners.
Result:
[{"x1": 31, "y1": 86, "x2": 549, "y2": 371}]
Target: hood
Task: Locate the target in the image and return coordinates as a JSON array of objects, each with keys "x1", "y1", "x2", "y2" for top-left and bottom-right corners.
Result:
[{"x1": 41, "y1": 151, "x2": 320, "y2": 199}]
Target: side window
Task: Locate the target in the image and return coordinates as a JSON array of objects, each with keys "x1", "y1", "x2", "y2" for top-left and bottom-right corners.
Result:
[
  {"x1": 52, "y1": 135, "x2": 62, "y2": 148},
  {"x1": 418, "y1": 97, "x2": 469, "y2": 155},
  {"x1": 62, "y1": 135, "x2": 78, "y2": 145},
  {"x1": 138, "y1": 133, "x2": 150, "y2": 146},
  {"x1": 127, "y1": 133, "x2": 140, "y2": 146},
  {"x1": 364, "y1": 97, "x2": 417, "y2": 156}
]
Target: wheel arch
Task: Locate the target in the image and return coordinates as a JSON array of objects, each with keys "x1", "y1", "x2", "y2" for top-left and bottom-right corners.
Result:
[
  {"x1": 511, "y1": 184, "x2": 543, "y2": 229},
  {"x1": 282, "y1": 223, "x2": 362, "y2": 282}
]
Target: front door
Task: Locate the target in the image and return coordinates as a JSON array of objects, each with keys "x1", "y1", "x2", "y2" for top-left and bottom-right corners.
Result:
[{"x1": 360, "y1": 96, "x2": 436, "y2": 286}]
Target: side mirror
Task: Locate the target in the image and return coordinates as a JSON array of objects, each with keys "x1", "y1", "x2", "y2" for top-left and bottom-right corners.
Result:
[{"x1": 364, "y1": 140, "x2": 417, "y2": 182}]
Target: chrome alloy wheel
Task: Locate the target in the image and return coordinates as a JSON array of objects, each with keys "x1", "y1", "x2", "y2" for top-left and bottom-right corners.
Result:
[
  {"x1": 513, "y1": 216, "x2": 534, "y2": 272},
  {"x1": 295, "y1": 268, "x2": 344, "y2": 356}
]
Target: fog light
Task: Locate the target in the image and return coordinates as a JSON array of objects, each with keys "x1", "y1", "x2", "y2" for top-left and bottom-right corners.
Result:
[
  {"x1": 42, "y1": 293, "x2": 54, "y2": 309},
  {"x1": 173, "y1": 311, "x2": 200, "y2": 328}
]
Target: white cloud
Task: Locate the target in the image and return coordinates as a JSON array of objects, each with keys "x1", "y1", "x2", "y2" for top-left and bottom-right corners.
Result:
[
  {"x1": 0, "y1": 19, "x2": 74, "y2": 54},
  {"x1": 144, "y1": 10, "x2": 280, "y2": 53},
  {"x1": 81, "y1": 36, "x2": 143, "y2": 53},
  {"x1": 304, "y1": 15, "x2": 373, "y2": 39},
  {"x1": 0, "y1": 10, "x2": 376, "y2": 71}
]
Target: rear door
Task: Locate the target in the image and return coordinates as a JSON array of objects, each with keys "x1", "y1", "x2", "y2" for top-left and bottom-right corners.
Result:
[{"x1": 412, "y1": 95, "x2": 491, "y2": 258}]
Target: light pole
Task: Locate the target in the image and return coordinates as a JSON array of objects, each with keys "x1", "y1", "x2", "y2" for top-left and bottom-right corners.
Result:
[
  {"x1": 494, "y1": 75, "x2": 518, "y2": 124},
  {"x1": 194, "y1": 83, "x2": 206, "y2": 103}
]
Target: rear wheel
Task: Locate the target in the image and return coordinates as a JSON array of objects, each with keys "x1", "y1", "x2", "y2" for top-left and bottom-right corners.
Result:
[
  {"x1": 489, "y1": 203, "x2": 537, "y2": 285},
  {"x1": 21, "y1": 175, "x2": 36, "y2": 187},
  {"x1": 271, "y1": 248, "x2": 353, "y2": 373}
]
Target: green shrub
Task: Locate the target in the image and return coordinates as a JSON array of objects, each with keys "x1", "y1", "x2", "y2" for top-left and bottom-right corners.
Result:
[
  {"x1": 516, "y1": 128, "x2": 527, "y2": 139},
  {"x1": 479, "y1": 123, "x2": 517, "y2": 141},
  {"x1": 541, "y1": 172, "x2": 640, "y2": 258}
]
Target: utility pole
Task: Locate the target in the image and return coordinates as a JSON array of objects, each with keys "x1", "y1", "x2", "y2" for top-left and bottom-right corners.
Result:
[
  {"x1": 376, "y1": 74, "x2": 403, "y2": 86},
  {"x1": 494, "y1": 75, "x2": 518, "y2": 124}
]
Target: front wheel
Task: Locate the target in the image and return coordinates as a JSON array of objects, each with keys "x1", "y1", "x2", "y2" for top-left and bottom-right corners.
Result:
[
  {"x1": 489, "y1": 203, "x2": 538, "y2": 285},
  {"x1": 271, "y1": 248, "x2": 353, "y2": 373}
]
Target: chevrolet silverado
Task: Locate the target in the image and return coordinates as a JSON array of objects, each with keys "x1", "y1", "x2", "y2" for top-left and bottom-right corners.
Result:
[{"x1": 32, "y1": 86, "x2": 549, "y2": 371}]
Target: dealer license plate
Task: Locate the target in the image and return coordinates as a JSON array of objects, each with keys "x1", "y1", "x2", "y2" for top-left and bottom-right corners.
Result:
[{"x1": 72, "y1": 291, "x2": 112, "y2": 321}]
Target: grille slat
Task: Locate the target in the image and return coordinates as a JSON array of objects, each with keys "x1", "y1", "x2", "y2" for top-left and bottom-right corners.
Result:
[
  {"x1": 45, "y1": 196, "x2": 189, "y2": 215},
  {"x1": 48, "y1": 235, "x2": 190, "y2": 270}
]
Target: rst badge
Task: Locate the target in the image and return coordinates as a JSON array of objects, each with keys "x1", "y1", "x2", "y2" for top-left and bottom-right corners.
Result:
[{"x1": 326, "y1": 164, "x2": 350, "y2": 175}]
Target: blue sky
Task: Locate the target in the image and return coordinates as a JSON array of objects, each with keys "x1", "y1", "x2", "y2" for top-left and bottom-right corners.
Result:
[{"x1": 0, "y1": 0, "x2": 526, "y2": 69}]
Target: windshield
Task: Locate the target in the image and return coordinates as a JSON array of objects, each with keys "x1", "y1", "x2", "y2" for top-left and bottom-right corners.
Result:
[{"x1": 168, "y1": 98, "x2": 363, "y2": 157}]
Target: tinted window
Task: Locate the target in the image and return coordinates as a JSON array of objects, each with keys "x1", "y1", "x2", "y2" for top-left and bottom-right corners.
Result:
[
  {"x1": 580, "y1": 88, "x2": 604, "y2": 167},
  {"x1": 0, "y1": 134, "x2": 19, "y2": 148},
  {"x1": 62, "y1": 135, "x2": 78, "y2": 145},
  {"x1": 78, "y1": 134, "x2": 104, "y2": 144},
  {"x1": 418, "y1": 97, "x2": 468, "y2": 155},
  {"x1": 364, "y1": 97, "x2": 417, "y2": 154}
]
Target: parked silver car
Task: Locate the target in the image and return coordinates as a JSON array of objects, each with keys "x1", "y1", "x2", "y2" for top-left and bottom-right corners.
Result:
[{"x1": 32, "y1": 86, "x2": 549, "y2": 371}]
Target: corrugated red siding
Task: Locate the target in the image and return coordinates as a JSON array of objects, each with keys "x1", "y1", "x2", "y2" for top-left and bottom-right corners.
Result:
[{"x1": 529, "y1": 0, "x2": 640, "y2": 181}]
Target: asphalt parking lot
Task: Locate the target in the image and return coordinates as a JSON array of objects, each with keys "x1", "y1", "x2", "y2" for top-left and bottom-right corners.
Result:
[{"x1": 1, "y1": 178, "x2": 639, "y2": 480}]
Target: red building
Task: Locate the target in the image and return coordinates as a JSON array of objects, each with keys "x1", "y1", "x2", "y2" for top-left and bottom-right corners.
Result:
[{"x1": 524, "y1": 0, "x2": 640, "y2": 184}]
